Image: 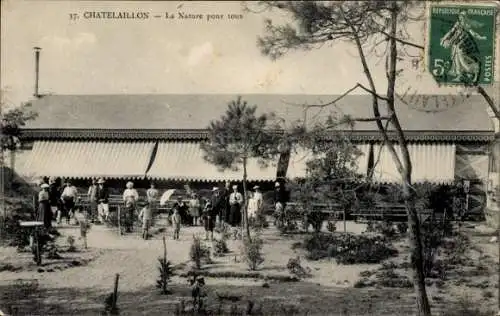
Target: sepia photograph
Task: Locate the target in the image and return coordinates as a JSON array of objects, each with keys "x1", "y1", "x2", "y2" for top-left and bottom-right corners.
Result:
[{"x1": 0, "y1": 1, "x2": 499, "y2": 315}]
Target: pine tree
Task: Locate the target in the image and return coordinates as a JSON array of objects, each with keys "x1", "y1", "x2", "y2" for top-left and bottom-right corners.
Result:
[{"x1": 156, "y1": 236, "x2": 173, "y2": 294}]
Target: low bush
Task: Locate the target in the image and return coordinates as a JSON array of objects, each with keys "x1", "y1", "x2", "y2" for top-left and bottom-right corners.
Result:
[
  {"x1": 241, "y1": 235, "x2": 265, "y2": 271},
  {"x1": 302, "y1": 233, "x2": 398, "y2": 264},
  {"x1": 214, "y1": 222, "x2": 232, "y2": 240},
  {"x1": 212, "y1": 238, "x2": 229, "y2": 257},
  {"x1": 67, "y1": 236, "x2": 76, "y2": 252},
  {"x1": 375, "y1": 269, "x2": 413, "y2": 288},
  {"x1": 326, "y1": 221, "x2": 337, "y2": 233},
  {"x1": 189, "y1": 236, "x2": 211, "y2": 269},
  {"x1": 249, "y1": 211, "x2": 269, "y2": 230},
  {"x1": 374, "y1": 221, "x2": 396, "y2": 238},
  {"x1": 396, "y1": 222, "x2": 408, "y2": 234},
  {"x1": 286, "y1": 256, "x2": 311, "y2": 279}
]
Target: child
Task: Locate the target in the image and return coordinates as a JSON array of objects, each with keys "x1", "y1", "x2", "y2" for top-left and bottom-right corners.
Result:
[
  {"x1": 171, "y1": 208, "x2": 182, "y2": 240},
  {"x1": 202, "y1": 200, "x2": 215, "y2": 241},
  {"x1": 138, "y1": 202, "x2": 153, "y2": 240}
]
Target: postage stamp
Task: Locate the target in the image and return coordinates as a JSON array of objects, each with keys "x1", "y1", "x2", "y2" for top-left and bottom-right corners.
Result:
[{"x1": 426, "y1": 3, "x2": 497, "y2": 86}]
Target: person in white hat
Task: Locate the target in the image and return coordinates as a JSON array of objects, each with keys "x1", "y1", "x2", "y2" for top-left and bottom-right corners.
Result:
[
  {"x1": 274, "y1": 180, "x2": 289, "y2": 227},
  {"x1": 60, "y1": 181, "x2": 78, "y2": 225},
  {"x1": 96, "y1": 178, "x2": 109, "y2": 223},
  {"x1": 122, "y1": 181, "x2": 139, "y2": 233},
  {"x1": 253, "y1": 185, "x2": 264, "y2": 214},
  {"x1": 146, "y1": 182, "x2": 159, "y2": 226},
  {"x1": 37, "y1": 183, "x2": 52, "y2": 229}
]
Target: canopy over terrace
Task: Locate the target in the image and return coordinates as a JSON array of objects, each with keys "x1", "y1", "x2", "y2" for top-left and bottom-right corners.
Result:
[
  {"x1": 146, "y1": 141, "x2": 277, "y2": 182},
  {"x1": 22, "y1": 140, "x2": 155, "y2": 180}
]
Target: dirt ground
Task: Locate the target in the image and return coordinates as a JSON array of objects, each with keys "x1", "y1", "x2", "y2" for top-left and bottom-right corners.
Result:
[{"x1": 0, "y1": 217, "x2": 498, "y2": 315}]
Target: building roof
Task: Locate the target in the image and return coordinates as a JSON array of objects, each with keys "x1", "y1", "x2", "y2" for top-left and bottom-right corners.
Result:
[{"x1": 22, "y1": 94, "x2": 494, "y2": 141}]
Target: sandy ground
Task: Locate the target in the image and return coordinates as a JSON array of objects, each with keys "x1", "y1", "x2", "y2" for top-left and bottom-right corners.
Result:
[
  {"x1": 0, "y1": 218, "x2": 371, "y2": 290},
  {"x1": 1, "y1": 218, "x2": 498, "y2": 315}
]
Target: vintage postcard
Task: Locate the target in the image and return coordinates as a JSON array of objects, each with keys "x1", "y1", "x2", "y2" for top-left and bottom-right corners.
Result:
[{"x1": 1, "y1": 1, "x2": 499, "y2": 315}]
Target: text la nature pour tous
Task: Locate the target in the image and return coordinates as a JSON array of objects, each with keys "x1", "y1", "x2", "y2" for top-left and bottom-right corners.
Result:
[{"x1": 75, "y1": 11, "x2": 244, "y2": 22}]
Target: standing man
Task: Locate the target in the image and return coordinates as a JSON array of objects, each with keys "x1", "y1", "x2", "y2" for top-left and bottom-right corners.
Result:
[
  {"x1": 38, "y1": 183, "x2": 52, "y2": 229},
  {"x1": 146, "y1": 182, "x2": 159, "y2": 226},
  {"x1": 206, "y1": 187, "x2": 222, "y2": 240},
  {"x1": 219, "y1": 181, "x2": 231, "y2": 225},
  {"x1": 60, "y1": 181, "x2": 78, "y2": 225},
  {"x1": 87, "y1": 178, "x2": 98, "y2": 222},
  {"x1": 274, "y1": 181, "x2": 290, "y2": 227},
  {"x1": 48, "y1": 177, "x2": 61, "y2": 224},
  {"x1": 229, "y1": 185, "x2": 243, "y2": 227},
  {"x1": 96, "y1": 178, "x2": 109, "y2": 223}
]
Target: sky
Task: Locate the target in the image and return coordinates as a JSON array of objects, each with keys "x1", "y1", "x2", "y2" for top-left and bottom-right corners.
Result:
[{"x1": 1, "y1": 0, "x2": 499, "y2": 109}]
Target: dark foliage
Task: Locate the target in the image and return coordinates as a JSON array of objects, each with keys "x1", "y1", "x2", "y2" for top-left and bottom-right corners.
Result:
[{"x1": 302, "y1": 233, "x2": 398, "y2": 264}]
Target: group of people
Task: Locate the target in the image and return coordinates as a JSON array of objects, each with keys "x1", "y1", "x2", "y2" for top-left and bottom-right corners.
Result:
[
  {"x1": 37, "y1": 177, "x2": 79, "y2": 229},
  {"x1": 36, "y1": 176, "x2": 289, "y2": 241}
]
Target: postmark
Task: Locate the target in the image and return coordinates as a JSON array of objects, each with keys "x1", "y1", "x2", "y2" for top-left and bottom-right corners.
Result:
[{"x1": 426, "y1": 3, "x2": 497, "y2": 86}]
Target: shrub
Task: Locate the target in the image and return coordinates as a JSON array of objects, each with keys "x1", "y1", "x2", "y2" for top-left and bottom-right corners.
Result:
[
  {"x1": 156, "y1": 255, "x2": 173, "y2": 294},
  {"x1": 375, "y1": 269, "x2": 413, "y2": 288},
  {"x1": 305, "y1": 210, "x2": 328, "y2": 233},
  {"x1": 326, "y1": 221, "x2": 337, "y2": 233},
  {"x1": 249, "y1": 211, "x2": 269, "y2": 230},
  {"x1": 286, "y1": 256, "x2": 311, "y2": 279},
  {"x1": 189, "y1": 235, "x2": 211, "y2": 269},
  {"x1": 215, "y1": 222, "x2": 232, "y2": 240},
  {"x1": 67, "y1": 236, "x2": 76, "y2": 252},
  {"x1": 374, "y1": 221, "x2": 396, "y2": 238},
  {"x1": 212, "y1": 238, "x2": 229, "y2": 257},
  {"x1": 302, "y1": 233, "x2": 398, "y2": 264},
  {"x1": 421, "y1": 213, "x2": 456, "y2": 277},
  {"x1": 241, "y1": 235, "x2": 264, "y2": 271},
  {"x1": 396, "y1": 222, "x2": 408, "y2": 234},
  {"x1": 45, "y1": 241, "x2": 61, "y2": 259}
]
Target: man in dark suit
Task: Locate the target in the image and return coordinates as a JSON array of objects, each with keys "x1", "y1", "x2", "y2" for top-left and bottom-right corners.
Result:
[{"x1": 219, "y1": 181, "x2": 231, "y2": 224}]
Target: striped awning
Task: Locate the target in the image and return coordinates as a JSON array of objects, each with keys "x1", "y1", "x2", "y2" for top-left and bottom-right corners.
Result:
[
  {"x1": 23, "y1": 140, "x2": 155, "y2": 179},
  {"x1": 146, "y1": 141, "x2": 278, "y2": 182},
  {"x1": 372, "y1": 143, "x2": 456, "y2": 184},
  {"x1": 287, "y1": 144, "x2": 371, "y2": 179}
]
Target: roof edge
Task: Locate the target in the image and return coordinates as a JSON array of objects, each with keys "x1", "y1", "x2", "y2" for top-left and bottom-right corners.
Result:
[{"x1": 19, "y1": 128, "x2": 494, "y2": 142}]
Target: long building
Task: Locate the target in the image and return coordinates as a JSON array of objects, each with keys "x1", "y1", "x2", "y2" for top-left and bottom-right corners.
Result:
[{"x1": 14, "y1": 93, "x2": 495, "y2": 210}]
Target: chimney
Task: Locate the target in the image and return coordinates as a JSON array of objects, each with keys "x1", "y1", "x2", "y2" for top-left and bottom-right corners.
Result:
[{"x1": 33, "y1": 47, "x2": 41, "y2": 98}]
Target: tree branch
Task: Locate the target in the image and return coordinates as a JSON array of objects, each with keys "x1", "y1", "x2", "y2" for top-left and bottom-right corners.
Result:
[
  {"x1": 350, "y1": 114, "x2": 394, "y2": 122},
  {"x1": 341, "y1": 6, "x2": 404, "y2": 174},
  {"x1": 385, "y1": 3, "x2": 411, "y2": 180},
  {"x1": 477, "y1": 86, "x2": 500, "y2": 121},
  {"x1": 379, "y1": 30, "x2": 425, "y2": 50}
]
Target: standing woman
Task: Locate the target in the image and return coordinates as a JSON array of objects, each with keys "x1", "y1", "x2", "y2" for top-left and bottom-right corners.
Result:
[
  {"x1": 87, "y1": 179, "x2": 98, "y2": 222},
  {"x1": 122, "y1": 181, "x2": 139, "y2": 233},
  {"x1": 48, "y1": 177, "x2": 61, "y2": 223},
  {"x1": 188, "y1": 193, "x2": 201, "y2": 226},
  {"x1": 38, "y1": 183, "x2": 52, "y2": 229},
  {"x1": 146, "y1": 183, "x2": 159, "y2": 226}
]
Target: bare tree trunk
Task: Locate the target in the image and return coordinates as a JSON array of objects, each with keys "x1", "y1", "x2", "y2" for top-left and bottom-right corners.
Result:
[
  {"x1": 242, "y1": 156, "x2": 250, "y2": 240},
  {"x1": 386, "y1": 5, "x2": 431, "y2": 315},
  {"x1": 9, "y1": 149, "x2": 15, "y2": 185}
]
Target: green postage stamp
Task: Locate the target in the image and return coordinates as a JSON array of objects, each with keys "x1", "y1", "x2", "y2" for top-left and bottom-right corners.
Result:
[{"x1": 427, "y1": 4, "x2": 497, "y2": 86}]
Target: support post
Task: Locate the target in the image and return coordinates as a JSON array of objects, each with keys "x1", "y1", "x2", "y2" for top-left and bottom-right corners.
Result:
[
  {"x1": 117, "y1": 206, "x2": 121, "y2": 236},
  {"x1": 343, "y1": 210, "x2": 347, "y2": 234},
  {"x1": 112, "y1": 273, "x2": 120, "y2": 311}
]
